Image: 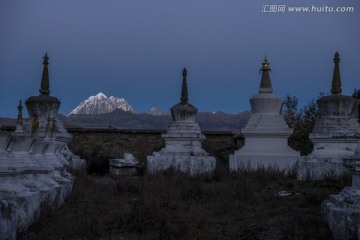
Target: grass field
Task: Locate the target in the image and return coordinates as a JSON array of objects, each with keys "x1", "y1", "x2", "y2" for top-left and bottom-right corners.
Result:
[{"x1": 21, "y1": 165, "x2": 350, "y2": 240}]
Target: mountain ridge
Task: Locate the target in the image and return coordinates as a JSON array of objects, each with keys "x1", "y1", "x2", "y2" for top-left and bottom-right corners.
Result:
[
  {"x1": 65, "y1": 109, "x2": 251, "y2": 132},
  {"x1": 0, "y1": 110, "x2": 251, "y2": 133}
]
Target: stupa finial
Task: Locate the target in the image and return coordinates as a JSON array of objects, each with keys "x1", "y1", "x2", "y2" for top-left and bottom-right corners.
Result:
[
  {"x1": 180, "y1": 67, "x2": 188, "y2": 103},
  {"x1": 331, "y1": 51, "x2": 342, "y2": 95},
  {"x1": 39, "y1": 53, "x2": 50, "y2": 95},
  {"x1": 16, "y1": 100, "x2": 23, "y2": 126},
  {"x1": 259, "y1": 56, "x2": 273, "y2": 93}
]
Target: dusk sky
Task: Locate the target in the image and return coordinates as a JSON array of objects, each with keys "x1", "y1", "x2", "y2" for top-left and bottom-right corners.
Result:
[{"x1": 0, "y1": 0, "x2": 359, "y2": 118}]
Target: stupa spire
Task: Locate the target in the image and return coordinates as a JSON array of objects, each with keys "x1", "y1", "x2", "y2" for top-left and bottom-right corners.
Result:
[
  {"x1": 16, "y1": 100, "x2": 23, "y2": 126},
  {"x1": 14, "y1": 99, "x2": 24, "y2": 135},
  {"x1": 259, "y1": 56, "x2": 273, "y2": 93},
  {"x1": 180, "y1": 67, "x2": 188, "y2": 103},
  {"x1": 39, "y1": 53, "x2": 50, "y2": 95},
  {"x1": 331, "y1": 52, "x2": 342, "y2": 95}
]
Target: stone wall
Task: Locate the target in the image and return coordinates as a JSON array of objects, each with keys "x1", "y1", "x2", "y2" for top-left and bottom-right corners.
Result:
[
  {"x1": 67, "y1": 128, "x2": 165, "y2": 163},
  {"x1": 66, "y1": 127, "x2": 236, "y2": 164}
]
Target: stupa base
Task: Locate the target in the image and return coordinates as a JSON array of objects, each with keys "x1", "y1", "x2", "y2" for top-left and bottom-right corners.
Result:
[
  {"x1": 147, "y1": 153, "x2": 216, "y2": 175},
  {"x1": 229, "y1": 154, "x2": 298, "y2": 172},
  {"x1": 297, "y1": 156, "x2": 347, "y2": 181}
]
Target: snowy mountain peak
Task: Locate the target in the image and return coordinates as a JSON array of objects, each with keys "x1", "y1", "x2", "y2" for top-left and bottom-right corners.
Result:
[
  {"x1": 148, "y1": 107, "x2": 163, "y2": 116},
  {"x1": 94, "y1": 92, "x2": 107, "y2": 99},
  {"x1": 68, "y1": 92, "x2": 136, "y2": 116}
]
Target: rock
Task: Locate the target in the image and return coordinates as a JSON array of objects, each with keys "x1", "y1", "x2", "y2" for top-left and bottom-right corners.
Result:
[
  {"x1": 276, "y1": 191, "x2": 292, "y2": 197},
  {"x1": 109, "y1": 153, "x2": 140, "y2": 176}
]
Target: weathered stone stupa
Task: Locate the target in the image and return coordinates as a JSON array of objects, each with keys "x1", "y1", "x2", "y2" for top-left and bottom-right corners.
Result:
[
  {"x1": 322, "y1": 143, "x2": 360, "y2": 240},
  {"x1": 25, "y1": 53, "x2": 72, "y2": 145},
  {"x1": 147, "y1": 68, "x2": 216, "y2": 175},
  {"x1": 0, "y1": 54, "x2": 85, "y2": 239},
  {"x1": 297, "y1": 52, "x2": 360, "y2": 180},
  {"x1": 229, "y1": 57, "x2": 299, "y2": 171}
]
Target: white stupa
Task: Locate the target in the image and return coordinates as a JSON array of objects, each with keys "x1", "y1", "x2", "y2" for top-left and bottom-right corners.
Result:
[
  {"x1": 229, "y1": 57, "x2": 299, "y2": 171},
  {"x1": 147, "y1": 68, "x2": 216, "y2": 175},
  {"x1": 0, "y1": 54, "x2": 85, "y2": 239},
  {"x1": 297, "y1": 52, "x2": 360, "y2": 180}
]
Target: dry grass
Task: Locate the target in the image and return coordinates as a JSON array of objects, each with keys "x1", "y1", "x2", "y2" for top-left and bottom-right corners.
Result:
[{"x1": 21, "y1": 164, "x2": 350, "y2": 240}]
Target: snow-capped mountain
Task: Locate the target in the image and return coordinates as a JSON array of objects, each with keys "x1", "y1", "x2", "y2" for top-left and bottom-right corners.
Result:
[
  {"x1": 148, "y1": 107, "x2": 163, "y2": 116},
  {"x1": 68, "y1": 92, "x2": 136, "y2": 115}
]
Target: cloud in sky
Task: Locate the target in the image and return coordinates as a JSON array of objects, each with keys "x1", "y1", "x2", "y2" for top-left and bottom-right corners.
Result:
[{"x1": 0, "y1": 0, "x2": 359, "y2": 117}]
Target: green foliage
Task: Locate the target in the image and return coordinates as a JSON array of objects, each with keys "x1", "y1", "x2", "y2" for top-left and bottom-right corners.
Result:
[
  {"x1": 283, "y1": 95, "x2": 300, "y2": 129},
  {"x1": 283, "y1": 95, "x2": 321, "y2": 155}
]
